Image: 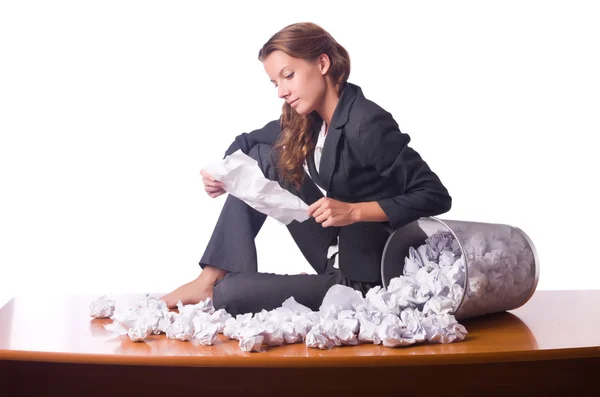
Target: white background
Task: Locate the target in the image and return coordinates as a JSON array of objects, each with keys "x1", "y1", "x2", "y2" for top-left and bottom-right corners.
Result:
[{"x1": 1, "y1": 1, "x2": 599, "y2": 308}]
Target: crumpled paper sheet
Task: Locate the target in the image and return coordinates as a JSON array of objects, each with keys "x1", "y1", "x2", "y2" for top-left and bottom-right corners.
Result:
[
  {"x1": 89, "y1": 295, "x2": 115, "y2": 319},
  {"x1": 203, "y1": 149, "x2": 309, "y2": 224},
  {"x1": 100, "y1": 295, "x2": 230, "y2": 345}
]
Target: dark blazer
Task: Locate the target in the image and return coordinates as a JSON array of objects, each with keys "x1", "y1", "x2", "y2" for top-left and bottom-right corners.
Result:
[{"x1": 223, "y1": 82, "x2": 452, "y2": 283}]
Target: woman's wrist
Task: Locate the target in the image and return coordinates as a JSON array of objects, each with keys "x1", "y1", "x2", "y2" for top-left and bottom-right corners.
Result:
[{"x1": 351, "y1": 201, "x2": 388, "y2": 223}]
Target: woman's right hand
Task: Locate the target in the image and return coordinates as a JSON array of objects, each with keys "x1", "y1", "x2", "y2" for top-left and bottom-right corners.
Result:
[{"x1": 200, "y1": 169, "x2": 226, "y2": 198}]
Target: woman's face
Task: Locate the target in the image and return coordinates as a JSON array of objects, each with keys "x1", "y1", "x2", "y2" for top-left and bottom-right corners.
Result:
[{"x1": 262, "y1": 50, "x2": 329, "y2": 116}]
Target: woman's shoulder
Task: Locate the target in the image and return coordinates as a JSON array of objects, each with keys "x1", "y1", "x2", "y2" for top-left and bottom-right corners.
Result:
[
  {"x1": 346, "y1": 82, "x2": 397, "y2": 129},
  {"x1": 343, "y1": 83, "x2": 410, "y2": 163},
  {"x1": 345, "y1": 83, "x2": 400, "y2": 137}
]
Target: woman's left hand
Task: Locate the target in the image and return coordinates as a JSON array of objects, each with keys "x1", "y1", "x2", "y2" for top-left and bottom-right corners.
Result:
[{"x1": 308, "y1": 197, "x2": 358, "y2": 227}]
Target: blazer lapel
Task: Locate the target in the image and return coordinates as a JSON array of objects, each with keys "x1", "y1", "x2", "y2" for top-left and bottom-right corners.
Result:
[
  {"x1": 307, "y1": 124, "x2": 327, "y2": 192},
  {"x1": 312, "y1": 82, "x2": 359, "y2": 193},
  {"x1": 307, "y1": 152, "x2": 323, "y2": 185},
  {"x1": 318, "y1": 126, "x2": 342, "y2": 192}
]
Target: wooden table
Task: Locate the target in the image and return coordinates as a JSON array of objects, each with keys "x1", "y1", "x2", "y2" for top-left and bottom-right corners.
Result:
[{"x1": 1, "y1": 290, "x2": 599, "y2": 396}]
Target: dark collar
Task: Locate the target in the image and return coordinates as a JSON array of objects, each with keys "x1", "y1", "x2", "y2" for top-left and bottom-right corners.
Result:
[
  {"x1": 331, "y1": 81, "x2": 358, "y2": 128},
  {"x1": 306, "y1": 82, "x2": 360, "y2": 194},
  {"x1": 312, "y1": 81, "x2": 359, "y2": 130},
  {"x1": 310, "y1": 81, "x2": 360, "y2": 137}
]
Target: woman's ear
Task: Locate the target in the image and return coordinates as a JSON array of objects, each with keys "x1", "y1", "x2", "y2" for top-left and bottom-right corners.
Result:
[{"x1": 319, "y1": 54, "x2": 331, "y2": 75}]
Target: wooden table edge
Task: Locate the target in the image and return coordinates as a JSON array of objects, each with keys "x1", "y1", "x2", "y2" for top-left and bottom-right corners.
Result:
[{"x1": 1, "y1": 346, "x2": 599, "y2": 368}]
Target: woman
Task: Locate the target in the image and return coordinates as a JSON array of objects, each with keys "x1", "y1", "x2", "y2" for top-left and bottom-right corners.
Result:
[{"x1": 161, "y1": 22, "x2": 452, "y2": 315}]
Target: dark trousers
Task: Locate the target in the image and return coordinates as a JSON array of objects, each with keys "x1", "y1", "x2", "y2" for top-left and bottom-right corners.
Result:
[{"x1": 199, "y1": 144, "x2": 380, "y2": 316}]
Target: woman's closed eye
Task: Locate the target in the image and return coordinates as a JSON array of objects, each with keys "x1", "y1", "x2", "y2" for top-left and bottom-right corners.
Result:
[{"x1": 273, "y1": 72, "x2": 294, "y2": 88}]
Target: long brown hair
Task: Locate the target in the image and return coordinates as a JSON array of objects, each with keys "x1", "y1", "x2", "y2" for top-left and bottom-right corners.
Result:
[{"x1": 258, "y1": 22, "x2": 351, "y2": 190}]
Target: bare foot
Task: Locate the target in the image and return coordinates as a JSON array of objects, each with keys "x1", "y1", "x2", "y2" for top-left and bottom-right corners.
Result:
[{"x1": 161, "y1": 277, "x2": 212, "y2": 309}]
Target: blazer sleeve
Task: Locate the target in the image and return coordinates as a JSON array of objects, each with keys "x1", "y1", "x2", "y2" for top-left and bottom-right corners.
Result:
[
  {"x1": 223, "y1": 118, "x2": 283, "y2": 158},
  {"x1": 356, "y1": 111, "x2": 452, "y2": 231}
]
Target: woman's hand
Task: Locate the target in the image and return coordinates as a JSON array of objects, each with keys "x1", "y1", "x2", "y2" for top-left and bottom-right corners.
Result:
[
  {"x1": 308, "y1": 197, "x2": 358, "y2": 227},
  {"x1": 200, "y1": 169, "x2": 226, "y2": 198}
]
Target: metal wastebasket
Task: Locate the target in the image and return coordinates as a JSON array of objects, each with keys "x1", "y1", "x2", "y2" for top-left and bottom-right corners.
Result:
[{"x1": 381, "y1": 217, "x2": 540, "y2": 320}]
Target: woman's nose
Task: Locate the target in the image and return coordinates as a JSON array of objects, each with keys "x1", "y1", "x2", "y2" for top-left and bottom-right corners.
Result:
[{"x1": 278, "y1": 84, "x2": 290, "y2": 99}]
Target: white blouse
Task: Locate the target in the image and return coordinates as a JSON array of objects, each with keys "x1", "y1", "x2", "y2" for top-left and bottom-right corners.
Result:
[{"x1": 303, "y1": 121, "x2": 340, "y2": 269}]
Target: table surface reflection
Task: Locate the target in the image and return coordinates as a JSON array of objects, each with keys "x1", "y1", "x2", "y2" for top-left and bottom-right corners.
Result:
[{"x1": 0, "y1": 290, "x2": 598, "y2": 367}]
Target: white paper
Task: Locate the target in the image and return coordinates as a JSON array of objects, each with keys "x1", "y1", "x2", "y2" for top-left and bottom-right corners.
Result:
[
  {"x1": 128, "y1": 317, "x2": 152, "y2": 342},
  {"x1": 89, "y1": 295, "x2": 115, "y2": 319},
  {"x1": 320, "y1": 284, "x2": 366, "y2": 312},
  {"x1": 239, "y1": 335, "x2": 264, "y2": 352},
  {"x1": 281, "y1": 296, "x2": 312, "y2": 315},
  {"x1": 422, "y1": 313, "x2": 468, "y2": 344},
  {"x1": 305, "y1": 326, "x2": 335, "y2": 350},
  {"x1": 192, "y1": 321, "x2": 220, "y2": 346},
  {"x1": 203, "y1": 150, "x2": 309, "y2": 224}
]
